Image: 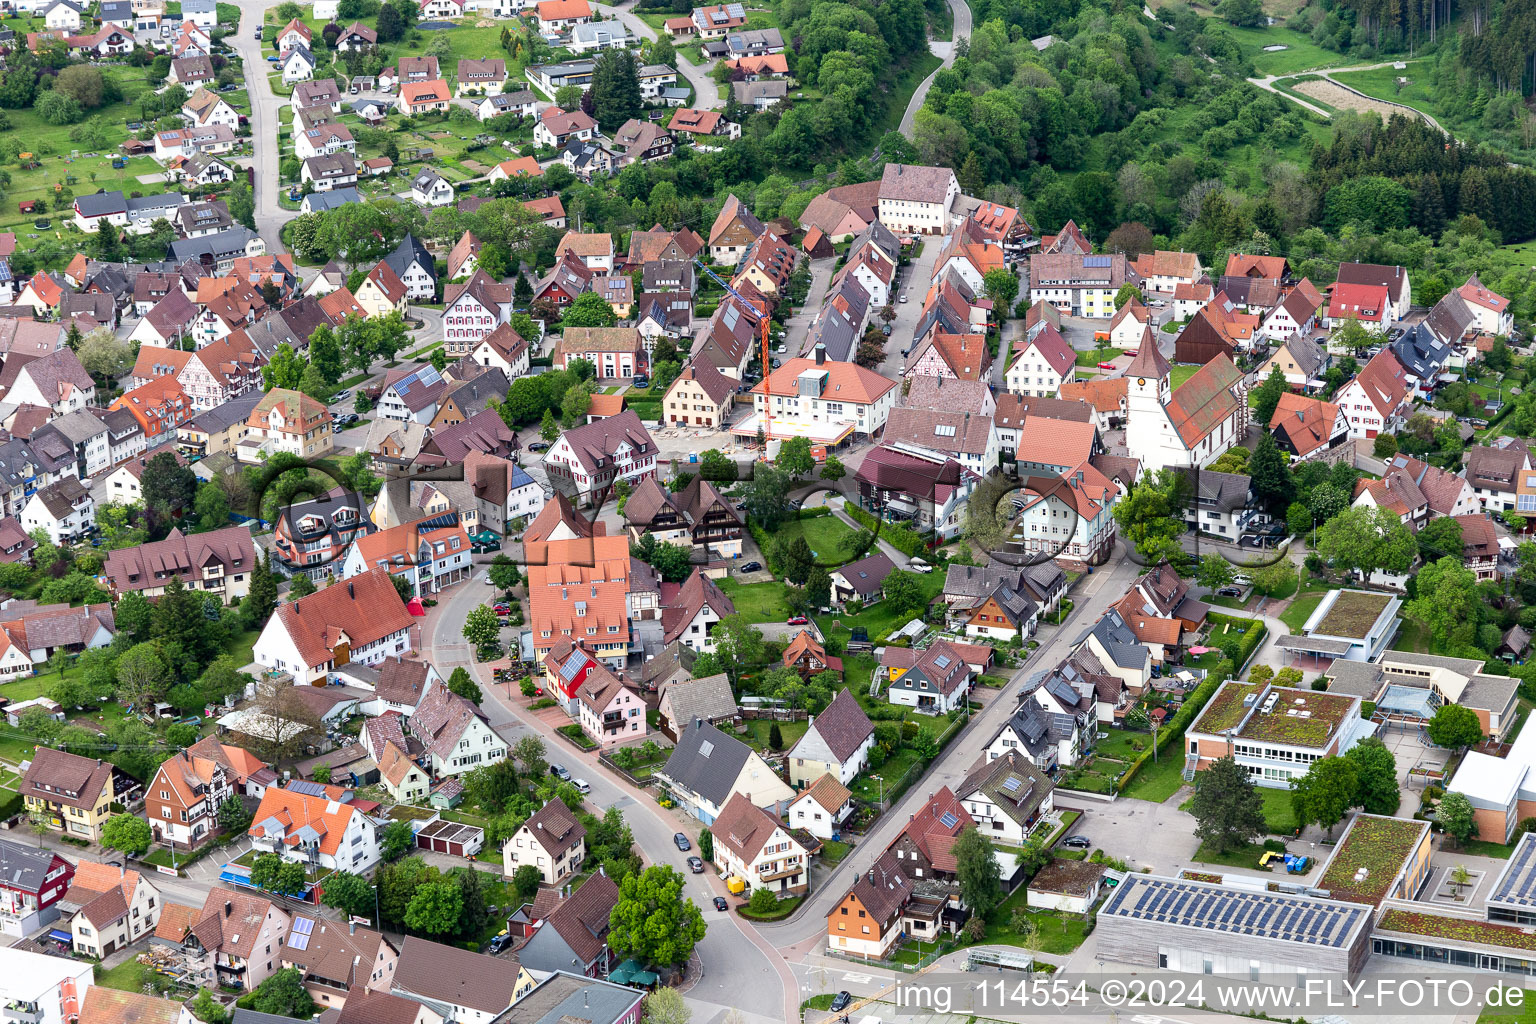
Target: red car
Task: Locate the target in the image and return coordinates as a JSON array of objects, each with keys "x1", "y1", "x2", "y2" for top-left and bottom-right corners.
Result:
[
  {"x1": 786, "y1": 616, "x2": 809, "y2": 625},
  {"x1": 493, "y1": 603, "x2": 512, "y2": 615},
  {"x1": 1097, "y1": 361, "x2": 1116, "y2": 370}
]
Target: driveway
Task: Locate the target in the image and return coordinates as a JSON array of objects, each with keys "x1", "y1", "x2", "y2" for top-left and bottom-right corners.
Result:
[
  {"x1": 595, "y1": 2, "x2": 721, "y2": 109},
  {"x1": 225, "y1": 0, "x2": 288, "y2": 253}
]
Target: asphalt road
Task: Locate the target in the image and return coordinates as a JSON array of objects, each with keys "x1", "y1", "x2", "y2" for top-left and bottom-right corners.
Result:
[
  {"x1": 229, "y1": 1, "x2": 288, "y2": 253},
  {"x1": 420, "y1": 573, "x2": 794, "y2": 1024},
  {"x1": 899, "y1": 0, "x2": 973, "y2": 137}
]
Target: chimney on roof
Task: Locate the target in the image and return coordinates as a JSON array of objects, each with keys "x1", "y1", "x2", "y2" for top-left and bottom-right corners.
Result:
[
  {"x1": 348, "y1": 582, "x2": 354, "y2": 598},
  {"x1": 815, "y1": 344, "x2": 825, "y2": 365},
  {"x1": 224, "y1": 900, "x2": 232, "y2": 917}
]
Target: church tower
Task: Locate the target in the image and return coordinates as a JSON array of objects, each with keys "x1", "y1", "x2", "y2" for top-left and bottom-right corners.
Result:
[{"x1": 1125, "y1": 325, "x2": 1171, "y2": 414}]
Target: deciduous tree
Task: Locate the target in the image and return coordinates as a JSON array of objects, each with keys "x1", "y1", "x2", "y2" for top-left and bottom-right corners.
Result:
[
  {"x1": 953, "y1": 826, "x2": 1003, "y2": 916},
  {"x1": 607, "y1": 866, "x2": 707, "y2": 966},
  {"x1": 1190, "y1": 755, "x2": 1266, "y2": 853}
]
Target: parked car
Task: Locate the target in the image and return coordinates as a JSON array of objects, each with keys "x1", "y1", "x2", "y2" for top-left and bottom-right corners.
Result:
[
  {"x1": 713, "y1": 896, "x2": 728, "y2": 911},
  {"x1": 573, "y1": 779, "x2": 591, "y2": 794},
  {"x1": 1215, "y1": 586, "x2": 1244, "y2": 598},
  {"x1": 1061, "y1": 835, "x2": 1091, "y2": 849},
  {"x1": 333, "y1": 389, "x2": 352, "y2": 403},
  {"x1": 899, "y1": 293, "x2": 908, "y2": 303},
  {"x1": 487, "y1": 933, "x2": 510, "y2": 954},
  {"x1": 786, "y1": 615, "x2": 809, "y2": 625},
  {"x1": 1097, "y1": 361, "x2": 1116, "y2": 370},
  {"x1": 831, "y1": 992, "x2": 852, "y2": 1012},
  {"x1": 739, "y1": 560, "x2": 762, "y2": 573},
  {"x1": 674, "y1": 832, "x2": 691, "y2": 851},
  {"x1": 550, "y1": 764, "x2": 572, "y2": 781},
  {"x1": 528, "y1": 441, "x2": 550, "y2": 452},
  {"x1": 493, "y1": 603, "x2": 512, "y2": 615},
  {"x1": 687, "y1": 856, "x2": 703, "y2": 873}
]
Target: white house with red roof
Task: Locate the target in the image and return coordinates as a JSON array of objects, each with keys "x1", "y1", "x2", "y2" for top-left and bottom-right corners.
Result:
[
  {"x1": 730, "y1": 347, "x2": 899, "y2": 448},
  {"x1": 252, "y1": 567, "x2": 416, "y2": 684},
  {"x1": 1106, "y1": 299, "x2": 1151, "y2": 348},
  {"x1": 248, "y1": 784, "x2": 381, "y2": 873},
  {"x1": 1326, "y1": 281, "x2": 1394, "y2": 331},
  {"x1": 1011, "y1": 461, "x2": 1122, "y2": 565},
  {"x1": 1458, "y1": 274, "x2": 1513, "y2": 337},
  {"x1": 1006, "y1": 323, "x2": 1075, "y2": 398},
  {"x1": 1335, "y1": 348, "x2": 1412, "y2": 440}
]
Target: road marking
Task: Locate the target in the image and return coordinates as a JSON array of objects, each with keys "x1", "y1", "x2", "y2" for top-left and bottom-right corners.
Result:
[{"x1": 842, "y1": 973, "x2": 872, "y2": 984}]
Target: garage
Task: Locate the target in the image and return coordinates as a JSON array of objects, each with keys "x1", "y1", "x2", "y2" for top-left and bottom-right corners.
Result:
[{"x1": 415, "y1": 818, "x2": 485, "y2": 858}]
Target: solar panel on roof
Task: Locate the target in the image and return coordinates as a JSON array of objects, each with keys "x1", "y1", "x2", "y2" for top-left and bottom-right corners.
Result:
[
  {"x1": 1002, "y1": 776, "x2": 1022, "y2": 792},
  {"x1": 699, "y1": 740, "x2": 714, "y2": 757},
  {"x1": 939, "y1": 811, "x2": 958, "y2": 828},
  {"x1": 287, "y1": 780, "x2": 327, "y2": 797},
  {"x1": 934, "y1": 654, "x2": 951, "y2": 669},
  {"x1": 1083, "y1": 255, "x2": 1112, "y2": 267}
]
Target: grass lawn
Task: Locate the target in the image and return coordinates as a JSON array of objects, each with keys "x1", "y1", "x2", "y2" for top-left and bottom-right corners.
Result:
[
  {"x1": 738, "y1": 893, "x2": 802, "y2": 921},
  {"x1": 1479, "y1": 992, "x2": 1536, "y2": 1024},
  {"x1": 1169, "y1": 364, "x2": 1202, "y2": 389},
  {"x1": 1260, "y1": 787, "x2": 1297, "y2": 834},
  {"x1": 716, "y1": 579, "x2": 793, "y2": 622},
  {"x1": 1222, "y1": 24, "x2": 1356, "y2": 76},
  {"x1": 814, "y1": 571, "x2": 945, "y2": 647},
  {"x1": 849, "y1": 746, "x2": 919, "y2": 805},
  {"x1": 738, "y1": 717, "x2": 808, "y2": 752},
  {"x1": 1118, "y1": 748, "x2": 1188, "y2": 802},
  {"x1": 1074, "y1": 345, "x2": 1120, "y2": 367},
  {"x1": 1392, "y1": 615, "x2": 1432, "y2": 654},
  {"x1": 1279, "y1": 591, "x2": 1325, "y2": 632},
  {"x1": 95, "y1": 960, "x2": 159, "y2": 994},
  {"x1": 1193, "y1": 838, "x2": 1271, "y2": 869},
  {"x1": 776, "y1": 515, "x2": 864, "y2": 563},
  {"x1": 1456, "y1": 838, "x2": 1518, "y2": 860},
  {"x1": 984, "y1": 885, "x2": 1089, "y2": 954},
  {"x1": 821, "y1": 839, "x2": 851, "y2": 866}
]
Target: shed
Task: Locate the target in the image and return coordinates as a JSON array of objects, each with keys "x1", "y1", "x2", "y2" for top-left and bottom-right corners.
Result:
[{"x1": 1026, "y1": 858, "x2": 1106, "y2": 914}]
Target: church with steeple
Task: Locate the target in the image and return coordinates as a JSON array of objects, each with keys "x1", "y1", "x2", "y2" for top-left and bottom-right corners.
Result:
[{"x1": 1123, "y1": 326, "x2": 1250, "y2": 472}]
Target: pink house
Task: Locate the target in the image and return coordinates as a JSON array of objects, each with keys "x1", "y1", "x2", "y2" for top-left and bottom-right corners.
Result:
[{"x1": 575, "y1": 662, "x2": 647, "y2": 748}]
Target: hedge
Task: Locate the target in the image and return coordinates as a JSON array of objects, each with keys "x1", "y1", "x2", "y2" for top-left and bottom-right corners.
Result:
[
  {"x1": 843, "y1": 502, "x2": 931, "y2": 557},
  {"x1": 1206, "y1": 613, "x2": 1268, "y2": 672},
  {"x1": 1115, "y1": 668, "x2": 1227, "y2": 793}
]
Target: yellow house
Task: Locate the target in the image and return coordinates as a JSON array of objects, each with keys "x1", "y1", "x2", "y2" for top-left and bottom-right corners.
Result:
[
  {"x1": 20, "y1": 748, "x2": 116, "y2": 842},
  {"x1": 356, "y1": 262, "x2": 409, "y2": 320}
]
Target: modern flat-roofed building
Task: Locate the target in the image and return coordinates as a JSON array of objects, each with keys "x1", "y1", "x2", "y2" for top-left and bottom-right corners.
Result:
[
  {"x1": 1096, "y1": 874, "x2": 1373, "y2": 981},
  {"x1": 1184, "y1": 680, "x2": 1375, "y2": 788}
]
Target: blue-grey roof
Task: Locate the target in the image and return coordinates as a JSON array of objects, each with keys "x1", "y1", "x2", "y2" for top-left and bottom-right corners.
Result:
[
  {"x1": 383, "y1": 233, "x2": 434, "y2": 284},
  {"x1": 1078, "y1": 608, "x2": 1146, "y2": 670},
  {"x1": 0, "y1": 836, "x2": 57, "y2": 894},
  {"x1": 75, "y1": 191, "x2": 128, "y2": 218},
  {"x1": 185, "y1": 395, "x2": 262, "y2": 435},
  {"x1": 1391, "y1": 323, "x2": 1450, "y2": 381},
  {"x1": 304, "y1": 187, "x2": 361, "y2": 212},
  {"x1": 494, "y1": 972, "x2": 643, "y2": 1024},
  {"x1": 661, "y1": 719, "x2": 751, "y2": 808},
  {"x1": 182, "y1": 0, "x2": 216, "y2": 12},
  {"x1": 168, "y1": 226, "x2": 257, "y2": 262},
  {"x1": 510, "y1": 463, "x2": 537, "y2": 490},
  {"x1": 126, "y1": 191, "x2": 186, "y2": 214}
]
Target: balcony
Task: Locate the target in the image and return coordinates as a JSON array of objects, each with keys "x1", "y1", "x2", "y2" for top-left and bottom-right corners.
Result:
[
  {"x1": 757, "y1": 860, "x2": 802, "y2": 882},
  {"x1": 5, "y1": 1003, "x2": 43, "y2": 1024}
]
